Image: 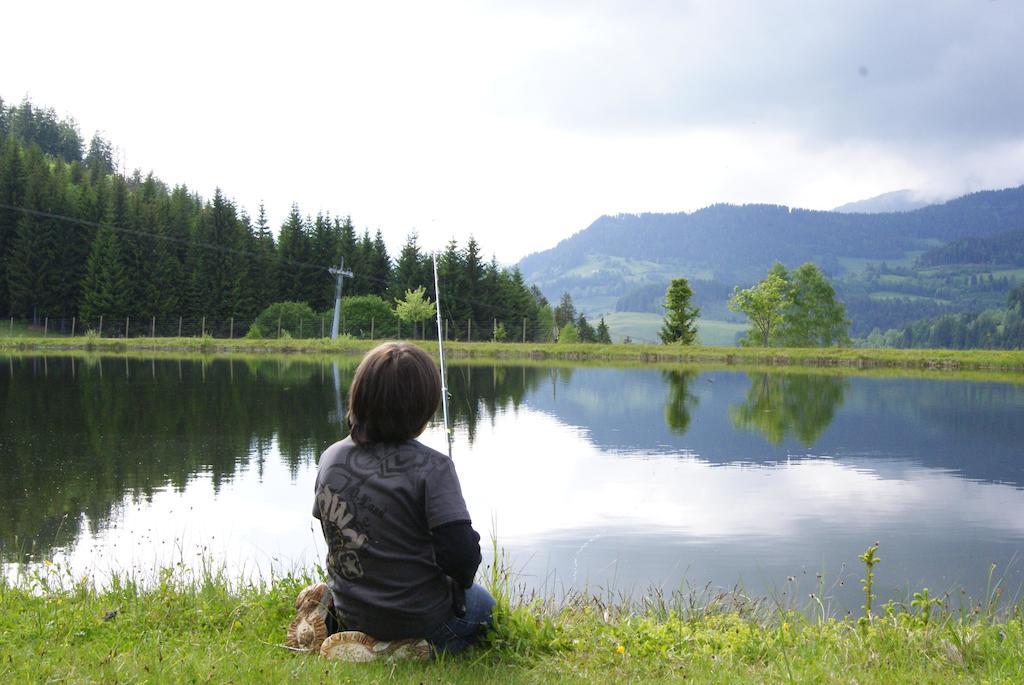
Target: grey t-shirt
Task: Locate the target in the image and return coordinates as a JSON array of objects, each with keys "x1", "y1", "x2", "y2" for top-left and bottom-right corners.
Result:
[{"x1": 312, "y1": 436, "x2": 471, "y2": 640}]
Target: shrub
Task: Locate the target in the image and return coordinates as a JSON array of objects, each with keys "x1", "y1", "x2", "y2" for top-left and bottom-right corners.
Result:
[
  {"x1": 319, "y1": 295, "x2": 398, "y2": 339},
  {"x1": 254, "y1": 302, "x2": 317, "y2": 339}
]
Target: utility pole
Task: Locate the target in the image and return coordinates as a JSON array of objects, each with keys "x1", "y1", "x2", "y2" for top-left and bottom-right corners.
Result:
[{"x1": 329, "y1": 256, "x2": 354, "y2": 339}]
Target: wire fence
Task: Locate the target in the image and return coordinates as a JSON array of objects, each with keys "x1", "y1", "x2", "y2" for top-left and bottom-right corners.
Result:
[{"x1": 3, "y1": 315, "x2": 567, "y2": 343}]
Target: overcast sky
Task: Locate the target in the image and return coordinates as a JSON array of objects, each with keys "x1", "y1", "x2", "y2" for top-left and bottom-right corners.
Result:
[{"x1": 3, "y1": 1, "x2": 1022, "y2": 262}]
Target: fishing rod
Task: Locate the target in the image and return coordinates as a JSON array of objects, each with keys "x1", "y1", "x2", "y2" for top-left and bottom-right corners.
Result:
[{"x1": 432, "y1": 253, "x2": 453, "y2": 458}]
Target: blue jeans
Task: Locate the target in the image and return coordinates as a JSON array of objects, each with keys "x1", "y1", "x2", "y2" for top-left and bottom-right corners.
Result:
[{"x1": 425, "y1": 583, "x2": 495, "y2": 656}]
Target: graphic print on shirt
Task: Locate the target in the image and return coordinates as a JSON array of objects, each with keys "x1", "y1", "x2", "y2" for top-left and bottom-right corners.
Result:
[
  {"x1": 317, "y1": 486, "x2": 368, "y2": 580},
  {"x1": 318, "y1": 443, "x2": 442, "y2": 581}
]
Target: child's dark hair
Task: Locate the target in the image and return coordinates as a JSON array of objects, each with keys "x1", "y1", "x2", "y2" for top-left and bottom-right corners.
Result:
[{"x1": 347, "y1": 342, "x2": 441, "y2": 444}]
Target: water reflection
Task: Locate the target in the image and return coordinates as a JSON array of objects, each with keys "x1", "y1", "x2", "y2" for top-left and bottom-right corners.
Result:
[
  {"x1": 3, "y1": 355, "x2": 1024, "y2": 608},
  {"x1": 663, "y1": 370, "x2": 699, "y2": 434},
  {"x1": 0, "y1": 357, "x2": 548, "y2": 562},
  {"x1": 729, "y1": 372, "x2": 847, "y2": 445},
  {"x1": 0, "y1": 357, "x2": 344, "y2": 561}
]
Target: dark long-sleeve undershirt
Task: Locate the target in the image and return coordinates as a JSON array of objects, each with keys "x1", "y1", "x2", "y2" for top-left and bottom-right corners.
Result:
[{"x1": 431, "y1": 520, "x2": 482, "y2": 589}]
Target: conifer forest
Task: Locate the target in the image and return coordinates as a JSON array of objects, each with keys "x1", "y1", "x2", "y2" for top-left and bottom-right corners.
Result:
[{"x1": 0, "y1": 97, "x2": 551, "y2": 340}]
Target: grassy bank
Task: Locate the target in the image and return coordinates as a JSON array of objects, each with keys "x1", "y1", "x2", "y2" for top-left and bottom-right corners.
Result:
[
  {"x1": 3, "y1": 558, "x2": 1023, "y2": 684},
  {"x1": 3, "y1": 333, "x2": 1024, "y2": 374}
]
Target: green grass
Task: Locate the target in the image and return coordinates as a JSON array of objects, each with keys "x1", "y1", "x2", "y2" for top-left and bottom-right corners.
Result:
[
  {"x1": 695, "y1": 319, "x2": 747, "y2": 346},
  {"x1": 991, "y1": 268, "x2": 1024, "y2": 281},
  {"x1": 598, "y1": 313, "x2": 745, "y2": 346},
  {"x1": 3, "y1": 334, "x2": 1024, "y2": 375},
  {"x1": 3, "y1": 553, "x2": 1024, "y2": 684},
  {"x1": 876, "y1": 274, "x2": 911, "y2": 285},
  {"x1": 837, "y1": 254, "x2": 918, "y2": 275},
  {"x1": 868, "y1": 291, "x2": 951, "y2": 304},
  {"x1": 599, "y1": 311, "x2": 662, "y2": 343}
]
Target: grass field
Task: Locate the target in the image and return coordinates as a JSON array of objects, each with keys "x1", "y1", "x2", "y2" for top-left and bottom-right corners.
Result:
[
  {"x1": 600, "y1": 313, "x2": 745, "y2": 346},
  {"x1": 3, "y1": 549, "x2": 1024, "y2": 684},
  {"x1": 868, "y1": 291, "x2": 951, "y2": 304}
]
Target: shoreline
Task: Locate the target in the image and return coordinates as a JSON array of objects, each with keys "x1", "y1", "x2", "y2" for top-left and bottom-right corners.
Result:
[{"x1": 3, "y1": 335, "x2": 1024, "y2": 374}]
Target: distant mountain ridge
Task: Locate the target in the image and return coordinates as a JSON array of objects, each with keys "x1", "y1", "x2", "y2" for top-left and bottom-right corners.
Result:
[
  {"x1": 519, "y1": 185, "x2": 1024, "y2": 310},
  {"x1": 833, "y1": 189, "x2": 942, "y2": 214}
]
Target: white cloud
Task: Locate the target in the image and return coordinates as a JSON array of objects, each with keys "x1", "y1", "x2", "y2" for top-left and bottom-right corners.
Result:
[{"x1": 3, "y1": 1, "x2": 1022, "y2": 262}]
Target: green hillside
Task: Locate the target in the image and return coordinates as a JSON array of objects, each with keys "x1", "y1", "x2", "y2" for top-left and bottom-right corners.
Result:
[{"x1": 520, "y1": 188, "x2": 1024, "y2": 339}]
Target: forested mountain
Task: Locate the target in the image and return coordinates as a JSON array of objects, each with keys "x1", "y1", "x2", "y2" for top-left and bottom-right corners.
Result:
[
  {"x1": 917, "y1": 228, "x2": 1024, "y2": 267},
  {"x1": 0, "y1": 97, "x2": 548, "y2": 339},
  {"x1": 520, "y1": 185, "x2": 1024, "y2": 340},
  {"x1": 521, "y1": 187, "x2": 1024, "y2": 294}
]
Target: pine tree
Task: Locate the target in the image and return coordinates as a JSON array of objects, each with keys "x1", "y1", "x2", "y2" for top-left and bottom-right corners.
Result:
[
  {"x1": 576, "y1": 313, "x2": 596, "y2": 342},
  {"x1": 437, "y1": 238, "x2": 466, "y2": 325},
  {"x1": 390, "y1": 231, "x2": 427, "y2": 301},
  {"x1": 369, "y1": 229, "x2": 392, "y2": 297},
  {"x1": 554, "y1": 292, "x2": 577, "y2": 329},
  {"x1": 462, "y1": 236, "x2": 484, "y2": 319},
  {"x1": 192, "y1": 189, "x2": 246, "y2": 320},
  {"x1": 48, "y1": 159, "x2": 87, "y2": 318},
  {"x1": 246, "y1": 202, "x2": 277, "y2": 314},
  {"x1": 659, "y1": 278, "x2": 700, "y2": 345},
  {"x1": 149, "y1": 227, "x2": 183, "y2": 319},
  {"x1": 6, "y1": 148, "x2": 61, "y2": 319},
  {"x1": 85, "y1": 133, "x2": 115, "y2": 180},
  {"x1": 120, "y1": 175, "x2": 161, "y2": 317},
  {"x1": 336, "y1": 216, "x2": 363, "y2": 294},
  {"x1": 277, "y1": 203, "x2": 312, "y2": 304},
  {"x1": 80, "y1": 225, "x2": 128, "y2": 323},
  {"x1": 530, "y1": 286, "x2": 555, "y2": 342},
  {"x1": 596, "y1": 316, "x2": 612, "y2": 344},
  {"x1": 310, "y1": 212, "x2": 340, "y2": 310},
  {"x1": 0, "y1": 137, "x2": 26, "y2": 315}
]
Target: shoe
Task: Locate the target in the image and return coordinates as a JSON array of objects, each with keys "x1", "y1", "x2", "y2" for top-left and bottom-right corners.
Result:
[
  {"x1": 319, "y1": 630, "x2": 431, "y2": 662},
  {"x1": 286, "y1": 582, "x2": 331, "y2": 652}
]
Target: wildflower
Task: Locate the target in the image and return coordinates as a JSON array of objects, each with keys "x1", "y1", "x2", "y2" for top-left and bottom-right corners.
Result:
[{"x1": 616, "y1": 644, "x2": 625, "y2": 654}]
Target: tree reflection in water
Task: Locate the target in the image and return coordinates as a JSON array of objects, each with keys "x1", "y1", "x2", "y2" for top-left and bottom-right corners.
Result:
[
  {"x1": 729, "y1": 372, "x2": 847, "y2": 445},
  {"x1": 0, "y1": 356, "x2": 548, "y2": 562},
  {"x1": 662, "y1": 369, "x2": 700, "y2": 434}
]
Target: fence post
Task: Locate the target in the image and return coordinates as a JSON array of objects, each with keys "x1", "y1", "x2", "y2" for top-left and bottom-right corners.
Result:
[
  {"x1": 151, "y1": 316, "x2": 156, "y2": 338},
  {"x1": 467, "y1": 318, "x2": 471, "y2": 342},
  {"x1": 71, "y1": 317, "x2": 76, "y2": 337},
  {"x1": 299, "y1": 318, "x2": 303, "y2": 338},
  {"x1": 178, "y1": 316, "x2": 182, "y2": 338},
  {"x1": 493, "y1": 318, "x2": 497, "y2": 341},
  {"x1": 99, "y1": 314, "x2": 104, "y2": 337},
  {"x1": 201, "y1": 316, "x2": 206, "y2": 338},
  {"x1": 44, "y1": 317, "x2": 48, "y2": 337},
  {"x1": 370, "y1": 317, "x2": 375, "y2": 340},
  {"x1": 125, "y1": 316, "x2": 129, "y2": 338},
  {"x1": 445, "y1": 319, "x2": 448, "y2": 341},
  {"x1": 229, "y1": 317, "x2": 234, "y2": 339},
  {"x1": 277, "y1": 317, "x2": 282, "y2": 339},
  {"x1": 321, "y1": 316, "x2": 325, "y2": 338},
  {"x1": 523, "y1": 317, "x2": 527, "y2": 343},
  {"x1": 9, "y1": 317, "x2": 12, "y2": 337}
]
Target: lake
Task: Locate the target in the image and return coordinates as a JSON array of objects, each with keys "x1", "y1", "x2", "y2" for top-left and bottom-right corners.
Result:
[{"x1": 3, "y1": 354, "x2": 1024, "y2": 612}]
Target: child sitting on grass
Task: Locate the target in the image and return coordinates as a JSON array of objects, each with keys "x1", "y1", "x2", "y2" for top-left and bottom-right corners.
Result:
[{"x1": 287, "y1": 342, "x2": 494, "y2": 661}]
